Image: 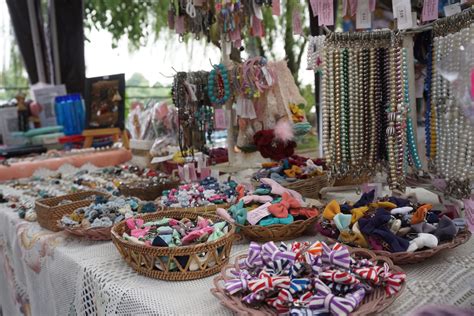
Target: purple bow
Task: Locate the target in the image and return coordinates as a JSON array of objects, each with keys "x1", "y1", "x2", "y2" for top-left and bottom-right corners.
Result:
[
  {"x1": 321, "y1": 242, "x2": 351, "y2": 270},
  {"x1": 225, "y1": 270, "x2": 252, "y2": 295},
  {"x1": 261, "y1": 241, "x2": 297, "y2": 264},
  {"x1": 240, "y1": 242, "x2": 263, "y2": 270},
  {"x1": 308, "y1": 279, "x2": 366, "y2": 316}
]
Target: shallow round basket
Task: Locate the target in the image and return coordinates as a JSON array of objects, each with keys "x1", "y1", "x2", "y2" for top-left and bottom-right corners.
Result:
[
  {"x1": 159, "y1": 203, "x2": 231, "y2": 214},
  {"x1": 120, "y1": 180, "x2": 180, "y2": 201},
  {"x1": 236, "y1": 214, "x2": 319, "y2": 242},
  {"x1": 111, "y1": 210, "x2": 236, "y2": 281},
  {"x1": 323, "y1": 229, "x2": 471, "y2": 265},
  {"x1": 63, "y1": 226, "x2": 112, "y2": 241},
  {"x1": 284, "y1": 173, "x2": 333, "y2": 199},
  {"x1": 372, "y1": 229, "x2": 471, "y2": 264},
  {"x1": 35, "y1": 190, "x2": 109, "y2": 232},
  {"x1": 211, "y1": 248, "x2": 405, "y2": 316}
]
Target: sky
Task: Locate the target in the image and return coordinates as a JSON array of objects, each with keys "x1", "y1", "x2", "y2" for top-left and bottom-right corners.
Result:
[{"x1": 1, "y1": 1, "x2": 314, "y2": 88}]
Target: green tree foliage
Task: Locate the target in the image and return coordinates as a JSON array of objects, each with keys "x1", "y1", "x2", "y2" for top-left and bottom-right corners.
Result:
[{"x1": 85, "y1": 0, "x2": 310, "y2": 84}]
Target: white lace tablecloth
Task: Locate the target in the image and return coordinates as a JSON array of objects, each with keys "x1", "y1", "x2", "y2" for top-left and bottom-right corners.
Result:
[{"x1": 0, "y1": 186, "x2": 473, "y2": 316}]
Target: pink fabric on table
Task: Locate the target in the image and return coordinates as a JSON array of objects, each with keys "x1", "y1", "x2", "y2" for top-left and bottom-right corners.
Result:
[{"x1": 0, "y1": 149, "x2": 132, "y2": 181}]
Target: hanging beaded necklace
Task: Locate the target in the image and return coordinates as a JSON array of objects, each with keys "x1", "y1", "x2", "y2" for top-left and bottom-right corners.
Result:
[{"x1": 208, "y1": 63, "x2": 231, "y2": 106}]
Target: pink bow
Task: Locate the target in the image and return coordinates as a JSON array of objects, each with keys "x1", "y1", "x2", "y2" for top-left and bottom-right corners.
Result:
[
  {"x1": 248, "y1": 271, "x2": 290, "y2": 293},
  {"x1": 181, "y1": 226, "x2": 214, "y2": 245},
  {"x1": 319, "y1": 270, "x2": 361, "y2": 285},
  {"x1": 268, "y1": 192, "x2": 302, "y2": 218},
  {"x1": 126, "y1": 218, "x2": 144, "y2": 230},
  {"x1": 241, "y1": 194, "x2": 273, "y2": 204}
]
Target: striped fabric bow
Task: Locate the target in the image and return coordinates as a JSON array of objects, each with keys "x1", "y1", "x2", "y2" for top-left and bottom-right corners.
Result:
[
  {"x1": 350, "y1": 257, "x2": 374, "y2": 268},
  {"x1": 379, "y1": 263, "x2": 406, "y2": 296},
  {"x1": 289, "y1": 278, "x2": 312, "y2": 295},
  {"x1": 306, "y1": 241, "x2": 324, "y2": 258},
  {"x1": 242, "y1": 292, "x2": 265, "y2": 305},
  {"x1": 308, "y1": 279, "x2": 366, "y2": 316},
  {"x1": 326, "y1": 282, "x2": 356, "y2": 295},
  {"x1": 319, "y1": 270, "x2": 361, "y2": 285},
  {"x1": 268, "y1": 290, "x2": 313, "y2": 313},
  {"x1": 240, "y1": 242, "x2": 263, "y2": 270},
  {"x1": 291, "y1": 241, "x2": 310, "y2": 262},
  {"x1": 225, "y1": 271, "x2": 252, "y2": 295},
  {"x1": 353, "y1": 265, "x2": 384, "y2": 285},
  {"x1": 261, "y1": 241, "x2": 297, "y2": 264},
  {"x1": 248, "y1": 271, "x2": 291, "y2": 293},
  {"x1": 321, "y1": 242, "x2": 351, "y2": 270},
  {"x1": 265, "y1": 259, "x2": 292, "y2": 275},
  {"x1": 289, "y1": 262, "x2": 307, "y2": 278}
]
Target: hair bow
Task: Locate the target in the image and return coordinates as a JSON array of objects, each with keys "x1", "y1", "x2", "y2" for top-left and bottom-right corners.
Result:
[
  {"x1": 265, "y1": 258, "x2": 293, "y2": 275},
  {"x1": 268, "y1": 192, "x2": 302, "y2": 218},
  {"x1": 406, "y1": 233, "x2": 438, "y2": 252},
  {"x1": 433, "y1": 215, "x2": 457, "y2": 241},
  {"x1": 411, "y1": 204, "x2": 432, "y2": 224},
  {"x1": 284, "y1": 165, "x2": 303, "y2": 178},
  {"x1": 358, "y1": 209, "x2": 410, "y2": 252},
  {"x1": 321, "y1": 242, "x2": 351, "y2": 269},
  {"x1": 216, "y1": 207, "x2": 235, "y2": 223},
  {"x1": 353, "y1": 189, "x2": 375, "y2": 208},
  {"x1": 242, "y1": 292, "x2": 265, "y2": 305},
  {"x1": 126, "y1": 218, "x2": 144, "y2": 230},
  {"x1": 259, "y1": 214, "x2": 294, "y2": 226},
  {"x1": 308, "y1": 279, "x2": 366, "y2": 315},
  {"x1": 240, "y1": 242, "x2": 264, "y2": 270},
  {"x1": 306, "y1": 241, "x2": 323, "y2": 257},
  {"x1": 260, "y1": 178, "x2": 304, "y2": 204},
  {"x1": 268, "y1": 290, "x2": 312, "y2": 313},
  {"x1": 338, "y1": 222, "x2": 369, "y2": 248},
  {"x1": 225, "y1": 270, "x2": 252, "y2": 295},
  {"x1": 290, "y1": 207, "x2": 319, "y2": 219},
  {"x1": 289, "y1": 278, "x2": 312, "y2": 295},
  {"x1": 182, "y1": 226, "x2": 214, "y2": 245},
  {"x1": 334, "y1": 213, "x2": 352, "y2": 231},
  {"x1": 370, "y1": 201, "x2": 397, "y2": 209},
  {"x1": 235, "y1": 184, "x2": 246, "y2": 201},
  {"x1": 325, "y1": 282, "x2": 356, "y2": 296},
  {"x1": 319, "y1": 270, "x2": 361, "y2": 285},
  {"x1": 228, "y1": 200, "x2": 247, "y2": 226},
  {"x1": 242, "y1": 194, "x2": 274, "y2": 205},
  {"x1": 353, "y1": 266, "x2": 384, "y2": 285},
  {"x1": 378, "y1": 262, "x2": 406, "y2": 296},
  {"x1": 390, "y1": 206, "x2": 413, "y2": 215},
  {"x1": 323, "y1": 200, "x2": 340, "y2": 220},
  {"x1": 388, "y1": 196, "x2": 411, "y2": 207},
  {"x1": 351, "y1": 206, "x2": 369, "y2": 223},
  {"x1": 248, "y1": 270, "x2": 291, "y2": 293},
  {"x1": 411, "y1": 222, "x2": 436, "y2": 234},
  {"x1": 261, "y1": 241, "x2": 297, "y2": 264}
]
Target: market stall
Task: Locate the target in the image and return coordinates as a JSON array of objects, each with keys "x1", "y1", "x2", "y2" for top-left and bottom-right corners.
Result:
[{"x1": 1, "y1": 1, "x2": 473, "y2": 316}]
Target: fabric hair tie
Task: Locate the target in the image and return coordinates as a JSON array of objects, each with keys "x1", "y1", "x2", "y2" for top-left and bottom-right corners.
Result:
[
  {"x1": 358, "y1": 209, "x2": 410, "y2": 252},
  {"x1": 351, "y1": 206, "x2": 369, "y2": 223},
  {"x1": 353, "y1": 190, "x2": 375, "y2": 208},
  {"x1": 290, "y1": 207, "x2": 319, "y2": 219},
  {"x1": 370, "y1": 201, "x2": 397, "y2": 209},
  {"x1": 406, "y1": 233, "x2": 438, "y2": 252},
  {"x1": 390, "y1": 206, "x2": 413, "y2": 215},
  {"x1": 334, "y1": 213, "x2": 352, "y2": 232},
  {"x1": 411, "y1": 204, "x2": 432, "y2": 224},
  {"x1": 411, "y1": 222, "x2": 436, "y2": 234},
  {"x1": 388, "y1": 196, "x2": 411, "y2": 207},
  {"x1": 323, "y1": 200, "x2": 340, "y2": 220},
  {"x1": 259, "y1": 215, "x2": 294, "y2": 226},
  {"x1": 433, "y1": 215, "x2": 457, "y2": 241}
]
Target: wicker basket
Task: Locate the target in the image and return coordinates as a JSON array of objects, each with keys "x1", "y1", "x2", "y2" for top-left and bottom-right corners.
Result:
[
  {"x1": 111, "y1": 210, "x2": 236, "y2": 281},
  {"x1": 333, "y1": 172, "x2": 372, "y2": 187},
  {"x1": 119, "y1": 180, "x2": 180, "y2": 201},
  {"x1": 323, "y1": 229, "x2": 471, "y2": 265},
  {"x1": 373, "y1": 229, "x2": 471, "y2": 265},
  {"x1": 211, "y1": 248, "x2": 405, "y2": 315},
  {"x1": 158, "y1": 203, "x2": 231, "y2": 214},
  {"x1": 63, "y1": 226, "x2": 112, "y2": 241},
  {"x1": 35, "y1": 191, "x2": 110, "y2": 232},
  {"x1": 236, "y1": 214, "x2": 319, "y2": 242},
  {"x1": 283, "y1": 173, "x2": 333, "y2": 199}
]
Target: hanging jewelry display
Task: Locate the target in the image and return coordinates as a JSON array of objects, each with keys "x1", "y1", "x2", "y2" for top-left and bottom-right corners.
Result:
[
  {"x1": 172, "y1": 71, "x2": 211, "y2": 158},
  {"x1": 317, "y1": 30, "x2": 421, "y2": 190},
  {"x1": 428, "y1": 9, "x2": 474, "y2": 199}
]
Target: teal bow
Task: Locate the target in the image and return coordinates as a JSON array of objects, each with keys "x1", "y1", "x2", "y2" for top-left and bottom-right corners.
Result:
[
  {"x1": 208, "y1": 222, "x2": 227, "y2": 241},
  {"x1": 229, "y1": 200, "x2": 247, "y2": 228},
  {"x1": 255, "y1": 188, "x2": 271, "y2": 195},
  {"x1": 334, "y1": 213, "x2": 352, "y2": 231},
  {"x1": 259, "y1": 214, "x2": 294, "y2": 227}
]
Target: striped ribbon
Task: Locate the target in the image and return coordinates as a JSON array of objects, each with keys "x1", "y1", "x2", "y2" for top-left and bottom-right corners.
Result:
[
  {"x1": 225, "y1": 271, "x2": 251, "y2": 295},
  {"x1": 325, "y1": 282, "x2": 355, "y2": 295},
  {"x1": 308, "y1": 279, "x2": 366, "y2": 316},
  {"x1": 241, "y1": 292, "x2": 265, "y2": 305},
  {"x1": 319, "y1": 270, "x2": 361, "y2": 285},
  {"x1": 289, "y1": 278, "x2": 312, "y2": 295},
  {"x1": 240, "y1": 242, "x2": 263, "y2": 270},
  {"x1": 268, "y1": 290, "x2": 313, "y2": 313},
  {"x1": 265, "y1": 259, "x2": 292, "y2": 275},
  {"x1": 248, "y1": 271, "x2": 290, "y2": 293},
  {"x1": 321, "y1": 242, "x2": 351, "y2": 269},
  {"x1": 261, "y1": 241, "x2": 297, "y2": 264}
]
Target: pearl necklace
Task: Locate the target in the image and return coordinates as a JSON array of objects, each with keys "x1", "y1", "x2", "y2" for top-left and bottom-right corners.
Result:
[{"x1": 430, "y1": 23, "x2": 473, "y2": 199}]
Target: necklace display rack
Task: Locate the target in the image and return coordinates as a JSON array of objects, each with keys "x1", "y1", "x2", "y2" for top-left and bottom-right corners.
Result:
[{"x1": 318, "y1": 8, "x2": 473, "y2": 205}]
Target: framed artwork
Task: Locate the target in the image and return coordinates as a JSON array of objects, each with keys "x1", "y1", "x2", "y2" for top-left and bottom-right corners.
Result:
[{"x1": 85, "y1": 74, "x2": 125, "y2": 129}]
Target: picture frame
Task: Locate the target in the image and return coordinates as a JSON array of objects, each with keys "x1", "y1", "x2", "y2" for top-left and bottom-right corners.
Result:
[{"x1": 84, "y1": 74, "x2": 125, "y2": 129}]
